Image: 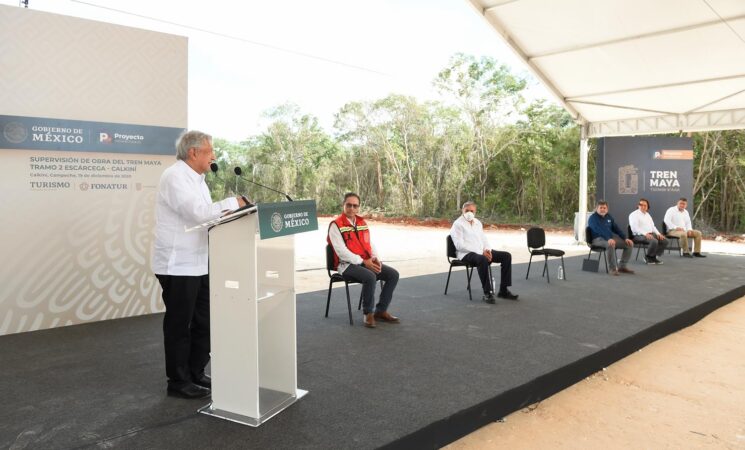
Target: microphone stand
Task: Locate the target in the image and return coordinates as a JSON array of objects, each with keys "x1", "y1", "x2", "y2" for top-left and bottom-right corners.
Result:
[
  {"x1": 212, "y1": 163, "x2": 252, "y2": 206},
  {"x1": 233, "y1": 167, "x2": 294, "y2": 201}
]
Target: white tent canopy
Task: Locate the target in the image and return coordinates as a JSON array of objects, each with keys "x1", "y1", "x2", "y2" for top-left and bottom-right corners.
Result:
[{"x1": 468, "y1": 0, "x2": 745, "y2": 138}]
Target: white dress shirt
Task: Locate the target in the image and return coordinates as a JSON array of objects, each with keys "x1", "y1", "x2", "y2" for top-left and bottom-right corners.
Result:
[
  {"x1": 449, "y1": 215, "x2": 491, "y2": 260},
  {"x1": 328, "y1": 217, "x2": 379, "y2": 274},
  {"x1": 152, "y1": 160, "x2": 238, "y2": 276},
  {"x1": 628, "y1": 209, "x2": 661, "y2": 236},
  {"x1": 663, "y1": 206, "x2": 693, "y2": 232}
]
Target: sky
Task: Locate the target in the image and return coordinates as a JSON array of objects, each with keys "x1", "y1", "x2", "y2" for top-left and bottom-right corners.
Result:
[{"x1": 1, "y1": 0, "x2": 555, "y2": 141}]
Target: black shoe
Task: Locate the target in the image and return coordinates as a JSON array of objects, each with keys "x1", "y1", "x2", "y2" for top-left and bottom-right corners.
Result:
[
  {"x1": 497, "y1": 290, "x2": 519, "y2": 301},
  {"x1": 644, "y1": 256, "x2": 654, "y2": 264},
  {"x1": 192, "y1": 374, "x2": 211, "y2": 388},
  {"x1": 167, "y1": 382, "x2": 211, "y2": 399},
  {"x1": 653, "y1": 257, "x2": 664, "y2": 265},
  {"x1": 482, "y1": 293, "x2": 496, "y2": 304},
  {"x1": 683, "y1": 253, "x2": 693, "y2": 258},
  {"x1": 693, "y1": 252, "x2": 706, "y2": 258}
]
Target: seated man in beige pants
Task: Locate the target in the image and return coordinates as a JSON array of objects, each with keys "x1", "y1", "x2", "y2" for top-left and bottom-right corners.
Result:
[{"x1": 663, "y1": 197, "x2": 706, "y2": 258}]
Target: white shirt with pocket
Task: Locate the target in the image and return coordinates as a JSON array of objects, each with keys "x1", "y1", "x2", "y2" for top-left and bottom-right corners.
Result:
[{"x1": 151, "y1": 160, "x2": 238, "y2": 276}]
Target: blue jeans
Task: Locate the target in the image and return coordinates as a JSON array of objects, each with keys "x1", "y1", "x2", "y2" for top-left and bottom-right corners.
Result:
[{"x1": 342, "y1": 263, "x2": 399, "y2": 314}]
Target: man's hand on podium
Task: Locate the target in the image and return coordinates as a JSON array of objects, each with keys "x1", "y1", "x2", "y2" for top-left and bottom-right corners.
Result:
[
  {"x1": 219, "y1": 196, "x2": 254, "y2": 217},
  {"x1": 237, "y1": 195, "x2": 250, "y2": 208}
]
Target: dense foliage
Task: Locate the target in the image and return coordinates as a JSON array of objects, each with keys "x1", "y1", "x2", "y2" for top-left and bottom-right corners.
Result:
[
  {"x1": 692, "y1": 130, "x2": 745, "y2": 232},
  {"x1": 207, "y1": 54, "x2": 745, "y2": 232}
]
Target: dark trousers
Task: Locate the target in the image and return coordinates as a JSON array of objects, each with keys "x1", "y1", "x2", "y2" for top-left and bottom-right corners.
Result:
[
  {"x1": 632, "y1": 234, "x2": 668, "y2": 257},
  {"x1": 461, "y1": 250, "x2": 512, "y2": 294},
  {"x1": 342, "y1": 263, "x2": 399, "y2": 314},
  {"x1": 155, "y1": 274, "x2": 210, "y2": 387}
]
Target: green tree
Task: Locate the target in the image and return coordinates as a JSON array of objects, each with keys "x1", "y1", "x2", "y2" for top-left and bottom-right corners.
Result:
[
  {"x1": 434, "y1": 53, "x2": 527, "y2": 208},
  {"x1": 693, "y1": 130, "x2": 745, "y2": 231},
  {"x1": 242, "y1": 104, "x2": 339, "y2": 208}
]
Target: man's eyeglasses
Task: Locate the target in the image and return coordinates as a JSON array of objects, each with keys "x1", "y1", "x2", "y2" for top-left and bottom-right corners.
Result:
[{"x1": 345, "y1": 203, "x2": 360, "y2": 208}]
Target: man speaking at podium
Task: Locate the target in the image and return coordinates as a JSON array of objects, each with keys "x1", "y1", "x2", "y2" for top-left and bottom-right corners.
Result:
[{"x1": 152, "y1": 130, "x2": 248, "y2": 399}]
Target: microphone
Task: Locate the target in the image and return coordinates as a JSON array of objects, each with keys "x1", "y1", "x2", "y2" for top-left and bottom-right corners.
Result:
[
  {"x1": 212, "y1": 163, "x2": 254, "y2": 210},
  {"x1": 210, "y1": 161, "x2": 238, "y2": 192},
  {"x1": 233, "y1": 167, "x2": 293, "y2": 201}
]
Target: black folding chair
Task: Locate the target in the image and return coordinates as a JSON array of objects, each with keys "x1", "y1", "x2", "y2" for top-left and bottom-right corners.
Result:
[
  {"x1": 585, "y1": 226, "x2": 609, "y2": 273},
  {"x1": 628, "y1": 225, "x2": 648, "y2": 261},
  {"x1": 660, "y1": 220, "x2": 691, "y2": 256},
  {"x1": 526, "y1": 227, "x2": 566, "y2": 283},
  {"x1": 324, "y1": 244, "x2": 362, "y2": 325},
  {"x1": 324, "y1": 244, "x2": 384, "y2": 324},
  {"x1": 444, "y1": 235, "x2": 493, "y2": 300}
]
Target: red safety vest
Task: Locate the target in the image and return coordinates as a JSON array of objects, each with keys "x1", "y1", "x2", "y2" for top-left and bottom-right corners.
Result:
[{"x1": 327, "y1": 214, "x2": 372, "y2": 270}]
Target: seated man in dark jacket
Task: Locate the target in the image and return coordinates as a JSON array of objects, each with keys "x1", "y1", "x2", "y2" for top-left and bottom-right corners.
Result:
[{"x1": 588, "y1": 200, "x2": 635, "y2": 276}]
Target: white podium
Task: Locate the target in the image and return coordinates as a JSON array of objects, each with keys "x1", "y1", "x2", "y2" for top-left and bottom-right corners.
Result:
[{"x1": 198, "y1": 207, "x2": 307, "y2": 426}]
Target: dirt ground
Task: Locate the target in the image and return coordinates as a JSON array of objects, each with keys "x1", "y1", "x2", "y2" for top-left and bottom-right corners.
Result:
[
  {"x1": 300, "y1": 218, "x2": 745, "y2": 449},
  {"x1": 445, "y1": 297, "x2": 745, "y2": 450}
]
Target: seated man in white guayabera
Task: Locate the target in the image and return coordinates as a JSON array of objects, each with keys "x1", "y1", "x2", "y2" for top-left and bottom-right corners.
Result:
[
  {"x1": 663, "y1": 197, "x2": 706, "y2": 258},
  {"x1": 449, "y1": 201, "x2": 518, "y2": 304},
  {"x1": 629, "y1": 198, "x2": 667, "y2": 265}
]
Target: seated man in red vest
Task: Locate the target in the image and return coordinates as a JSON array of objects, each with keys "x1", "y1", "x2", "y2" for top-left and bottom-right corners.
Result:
[{"x1": 327, "y1": 193, "x2": 400, "y2": 328}]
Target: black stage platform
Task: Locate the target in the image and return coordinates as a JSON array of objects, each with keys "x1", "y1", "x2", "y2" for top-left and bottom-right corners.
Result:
[{"x1": 2, "y1": 253, "x2": 744, "y2": 449}]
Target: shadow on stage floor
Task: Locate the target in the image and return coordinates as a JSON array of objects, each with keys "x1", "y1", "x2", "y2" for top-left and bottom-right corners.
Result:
[{"x1": 1, "y1": 253, "x2": 744, "y2": 449}]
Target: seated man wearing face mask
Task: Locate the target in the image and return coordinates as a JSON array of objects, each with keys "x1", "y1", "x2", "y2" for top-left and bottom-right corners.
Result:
[{"x1": 449, "y1": 201, "x2": 518, "y2": 304}]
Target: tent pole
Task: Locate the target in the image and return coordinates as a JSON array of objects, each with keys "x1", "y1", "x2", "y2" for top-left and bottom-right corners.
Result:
[{"x1": 577, "y1": 124, "x2": 589, "y2": 243}]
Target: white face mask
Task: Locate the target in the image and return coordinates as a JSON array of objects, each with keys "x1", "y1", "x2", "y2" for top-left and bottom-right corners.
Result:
[{"x1": 463, "y1": 211, "x2": 475, "y2": 222}]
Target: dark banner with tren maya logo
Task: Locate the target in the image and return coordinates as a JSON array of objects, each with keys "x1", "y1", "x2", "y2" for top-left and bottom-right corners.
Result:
[{"x1": 596, "y1": 136, "x2": 694, "y2": 234}]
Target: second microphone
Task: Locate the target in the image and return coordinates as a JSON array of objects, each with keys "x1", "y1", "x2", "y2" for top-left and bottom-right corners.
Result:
[{"x1": 233, "y1": 167, "x2": 294, "y2": 202}]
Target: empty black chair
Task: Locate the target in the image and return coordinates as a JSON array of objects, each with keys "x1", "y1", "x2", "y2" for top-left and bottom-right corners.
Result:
[
  {"x1": 628, "y1": 225, "x2": 649, "y2": 261},
  {"x1": 585, "y1": 226, "x2": 609, "y2": 273},
  {"x1": 444, "y1": 235, "x2": 493, "y2": 300},
  {"x1": 526, "y1": 227, "x2": 566, "y2": 282}
]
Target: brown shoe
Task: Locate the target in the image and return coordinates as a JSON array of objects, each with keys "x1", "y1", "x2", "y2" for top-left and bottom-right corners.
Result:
[
  {"x1": 374, "y1": 311, "x2": 400, "y2": 324},
  {"x1": 618, "y1": 267, "x2": 635, "y2": 274},
  {"x1": 611, "y1": 269, "x2": 620, "y2": 276},
  {"x1": 363, "y1": 313, "x2": 376, "y2": 328}
]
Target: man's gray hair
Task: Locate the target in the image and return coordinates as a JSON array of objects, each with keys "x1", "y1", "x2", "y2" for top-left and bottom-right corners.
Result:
[
  {"x1": 176, "y1": 130, "x2": 211, "y2": 161},
  {"x1": 462, "y1": 200, "x2": 476, "y2": 209}
]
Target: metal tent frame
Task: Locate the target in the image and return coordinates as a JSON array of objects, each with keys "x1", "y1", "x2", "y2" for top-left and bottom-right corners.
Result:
[{"x1": 468, "y1": 0, "x2": 745, "y2": 230}]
